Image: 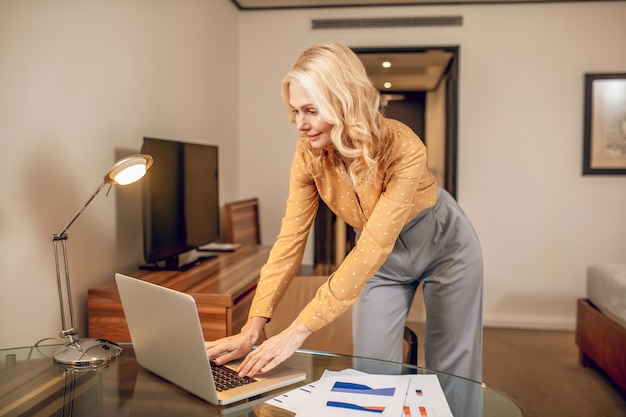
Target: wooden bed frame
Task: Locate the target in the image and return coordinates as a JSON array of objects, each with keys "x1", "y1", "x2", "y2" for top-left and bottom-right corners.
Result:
[{"x1": 576, "y1": 298, "x2": 626, "y2": 393}]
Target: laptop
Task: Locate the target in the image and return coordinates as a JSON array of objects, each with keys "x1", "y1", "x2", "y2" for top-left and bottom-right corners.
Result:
[{"x1": 115, "y1": 273, "x2": 306, "y2": 405}]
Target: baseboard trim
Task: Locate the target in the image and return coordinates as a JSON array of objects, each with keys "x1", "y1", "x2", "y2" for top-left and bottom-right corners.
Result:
[
  {"x1": 407, "y1": 316, "x2": 577, "y2": 331},
  {"x1": 482, "y1": 315, "x2": 576, "y2": 331}
]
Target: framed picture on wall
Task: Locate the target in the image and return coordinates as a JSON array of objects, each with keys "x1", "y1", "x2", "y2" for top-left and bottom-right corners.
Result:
[{"x1": 583, "y1": 73, "x2": 626, "y2": 175}]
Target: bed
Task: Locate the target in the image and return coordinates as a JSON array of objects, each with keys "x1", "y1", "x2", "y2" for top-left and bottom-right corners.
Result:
[{"x1": 576, "y1": 263, "x2": 626, "y2": 393}]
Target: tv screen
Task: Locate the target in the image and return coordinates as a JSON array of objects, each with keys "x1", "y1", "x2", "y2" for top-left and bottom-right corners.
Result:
[{"x1": 140, "y1": 137, "x2": 219, "y2": 270}]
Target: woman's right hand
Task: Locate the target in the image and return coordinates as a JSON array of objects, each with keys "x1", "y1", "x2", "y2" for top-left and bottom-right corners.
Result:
[{"x1": 205, "y1": 316, "x2": 267, "y2": 365}]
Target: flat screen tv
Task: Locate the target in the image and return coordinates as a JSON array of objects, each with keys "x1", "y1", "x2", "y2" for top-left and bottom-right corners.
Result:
[{"x1": 140, "y1": 137, "x2": 219, "y2": 270}]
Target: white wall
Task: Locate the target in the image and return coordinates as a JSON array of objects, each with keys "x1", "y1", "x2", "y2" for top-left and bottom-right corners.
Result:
[
  {"x1": 0, "y1": 0, "x2": 239, "y2": 349},
  {"x1": 238, "y1": 2, "x2": 626, "y2": 329}
]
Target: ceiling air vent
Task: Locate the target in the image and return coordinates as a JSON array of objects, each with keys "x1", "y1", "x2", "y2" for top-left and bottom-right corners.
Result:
[{"x1": 311, "y1": 15, "x2": 462, "y2": 30}]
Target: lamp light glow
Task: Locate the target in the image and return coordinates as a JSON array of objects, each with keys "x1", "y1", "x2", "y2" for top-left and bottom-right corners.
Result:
[
  {"x1": 51, "y1": 153, "x2": 152, "y2": 368},
  {"x1": 113, "y1": 165, "x2": 146, "y2": 185},
  {"x1": 106, "y1": 154, "x2": 153, "y2": 185}
]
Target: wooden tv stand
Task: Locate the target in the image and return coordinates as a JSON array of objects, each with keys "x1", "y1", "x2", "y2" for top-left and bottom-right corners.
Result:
[{"x1": 87, "y1": 245, "x2": 270, "y2": 343}]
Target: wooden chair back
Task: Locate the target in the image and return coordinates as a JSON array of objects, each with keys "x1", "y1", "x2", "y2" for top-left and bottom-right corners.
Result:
[{"x1": 224, "y1": 198, "x2": 261, "y2": 245}]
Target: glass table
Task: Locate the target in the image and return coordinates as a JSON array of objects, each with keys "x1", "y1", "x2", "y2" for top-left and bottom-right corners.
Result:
[{"x1": 0, "y1": 343, "x2": 522, "y2": 416}]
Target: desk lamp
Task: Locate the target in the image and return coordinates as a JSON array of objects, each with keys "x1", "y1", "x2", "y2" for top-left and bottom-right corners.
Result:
[{"x1": 51, "y1": 154, "x2": 153, "y2": 368}]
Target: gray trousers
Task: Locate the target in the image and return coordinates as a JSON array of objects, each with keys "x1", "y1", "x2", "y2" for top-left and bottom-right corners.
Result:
[{"x1": 353, "y1": 187, "x2": 483, "y2": 381}]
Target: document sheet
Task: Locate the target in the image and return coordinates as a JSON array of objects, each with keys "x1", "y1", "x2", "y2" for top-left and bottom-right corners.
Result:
[{"x1": 266, "y1": 369, "x2": 453, "y2": 417}]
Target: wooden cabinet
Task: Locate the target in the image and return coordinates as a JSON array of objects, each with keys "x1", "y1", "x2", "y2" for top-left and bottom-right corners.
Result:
[{"x1": 87, "y1": 245, "x2": 270, "y2": 342}]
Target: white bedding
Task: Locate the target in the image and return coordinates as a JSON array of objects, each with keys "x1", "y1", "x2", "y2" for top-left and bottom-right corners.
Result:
[{"x1": 587, "y1": 263, "x2": 626, "y2": 330}]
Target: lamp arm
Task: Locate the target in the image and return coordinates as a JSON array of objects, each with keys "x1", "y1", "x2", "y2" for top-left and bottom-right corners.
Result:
[
  {"x1": 54, "y1": 181, "x2": 108, "y2": 238},
  {"x1": 52, "y1": 237, "x2": 76, "y2": 337},
  {"x1": 51, "y1": 180, "x2": 109, "y2": 340}
]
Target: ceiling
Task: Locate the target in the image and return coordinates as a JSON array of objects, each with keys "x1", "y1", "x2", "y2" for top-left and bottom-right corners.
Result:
[
  {"x1": 232, "y1": 0, "x2": 572, "y2": 9},
  {"x1": 229, "y1": 0, "x2": 553, "y2": 91},
  {"x1": 358, "y1": 49, "x2": 453, "y2": 92}
]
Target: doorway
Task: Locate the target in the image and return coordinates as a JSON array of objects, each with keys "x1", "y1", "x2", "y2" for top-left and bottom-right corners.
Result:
[
  {"x1": 313, "y1": 46, "x2": 460, "y2": 271},
  {"x1": 356, "y1": 46, "x2": 459, "y2": 197}
]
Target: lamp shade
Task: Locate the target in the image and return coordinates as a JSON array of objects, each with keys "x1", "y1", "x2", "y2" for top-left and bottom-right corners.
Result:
[{"x1": 105, "y1": 154, "x2": 153, "y2": 185}]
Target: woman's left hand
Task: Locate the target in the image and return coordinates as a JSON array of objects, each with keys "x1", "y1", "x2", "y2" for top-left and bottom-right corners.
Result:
[{"x1": 237, "y1": 318, "x2": 312, "y2": 378}]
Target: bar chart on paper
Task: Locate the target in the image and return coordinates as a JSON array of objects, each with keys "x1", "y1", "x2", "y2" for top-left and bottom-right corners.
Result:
[
  {"x1": 403, "y1": 375, "x2": 453, "y2": 417},
  {"x1": 327, "y1": 382, "x2": 396, "y2": 414},
  {"x1": 296, "y1": 375, "x2": 409, "y2": 417},
  {"x1": 331, "y1": 381, "x2": 397, "y2": 396},
  {"x1": 403, "y1": 405, "x2": 429, "y2": 417},
  {"x1": 272, "y1": 369, "x2": 454, "y2": 417}
]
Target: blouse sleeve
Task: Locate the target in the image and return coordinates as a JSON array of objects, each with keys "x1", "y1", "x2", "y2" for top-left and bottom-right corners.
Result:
[
  {"x1": 298, "y1": 127, "x2": 436, "y2": 331},
  {"x1": 248, "y1": 141, "x2": 319, "y2": 320}
]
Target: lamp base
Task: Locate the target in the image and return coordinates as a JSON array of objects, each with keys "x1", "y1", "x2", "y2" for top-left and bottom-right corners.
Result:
[{"x1": 53, "y1": 338, "x2": 122, "y2": 368}]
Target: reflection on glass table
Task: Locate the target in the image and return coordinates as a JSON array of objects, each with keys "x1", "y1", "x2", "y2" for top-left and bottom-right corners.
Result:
[{"x1": 0, "y1": 343, "x2": 522, "y2": 417}]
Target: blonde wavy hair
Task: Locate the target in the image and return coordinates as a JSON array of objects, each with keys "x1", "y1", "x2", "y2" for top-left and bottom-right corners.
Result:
[{"x1": 281, "y1": 42, "x2": 390, "y2": 185}]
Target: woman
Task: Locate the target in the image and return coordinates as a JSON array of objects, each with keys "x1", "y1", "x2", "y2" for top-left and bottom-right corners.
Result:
[{"x1": 206, "y1": 41, "x2": 483, "y2": 382}]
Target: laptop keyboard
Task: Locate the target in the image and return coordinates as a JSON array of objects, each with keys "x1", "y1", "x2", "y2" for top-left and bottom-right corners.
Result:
[{"x1": 211, "y1": 362, "x2": 257, "y2": 392}]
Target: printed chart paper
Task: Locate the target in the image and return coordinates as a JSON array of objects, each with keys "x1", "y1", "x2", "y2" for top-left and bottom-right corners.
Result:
[
  {"x1": 266, "y1": 382, "x2": 317, "y2": 413},
  {"x1": 295, "y1": 374, "x2": 409, "y2": 417},
  {"x1": 266, "y1": 369, "x2": 453, "y2": 417},
  {"x1": 266, "y1": 369, "x2": 365, "y2": 413},
  {"x1": 403, "y1": 374, "x2": 453, "y2": 417}
]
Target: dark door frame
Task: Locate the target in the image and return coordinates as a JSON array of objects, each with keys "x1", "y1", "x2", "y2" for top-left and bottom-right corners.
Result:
[
  {"x1": 352, "y1": 45, "x2": 459, "y2": 198},
  {"x1": 314, "y1": 45, "x2": 460, "y2": 269}
]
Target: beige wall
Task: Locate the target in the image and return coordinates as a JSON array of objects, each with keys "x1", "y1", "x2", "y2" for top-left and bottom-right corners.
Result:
[
  {"x1": 238, "y1": 2, "x2": 626, "y2": 329},
  {"x1": 0, "y1": 0, "x2": 239, "y2": 349}
]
